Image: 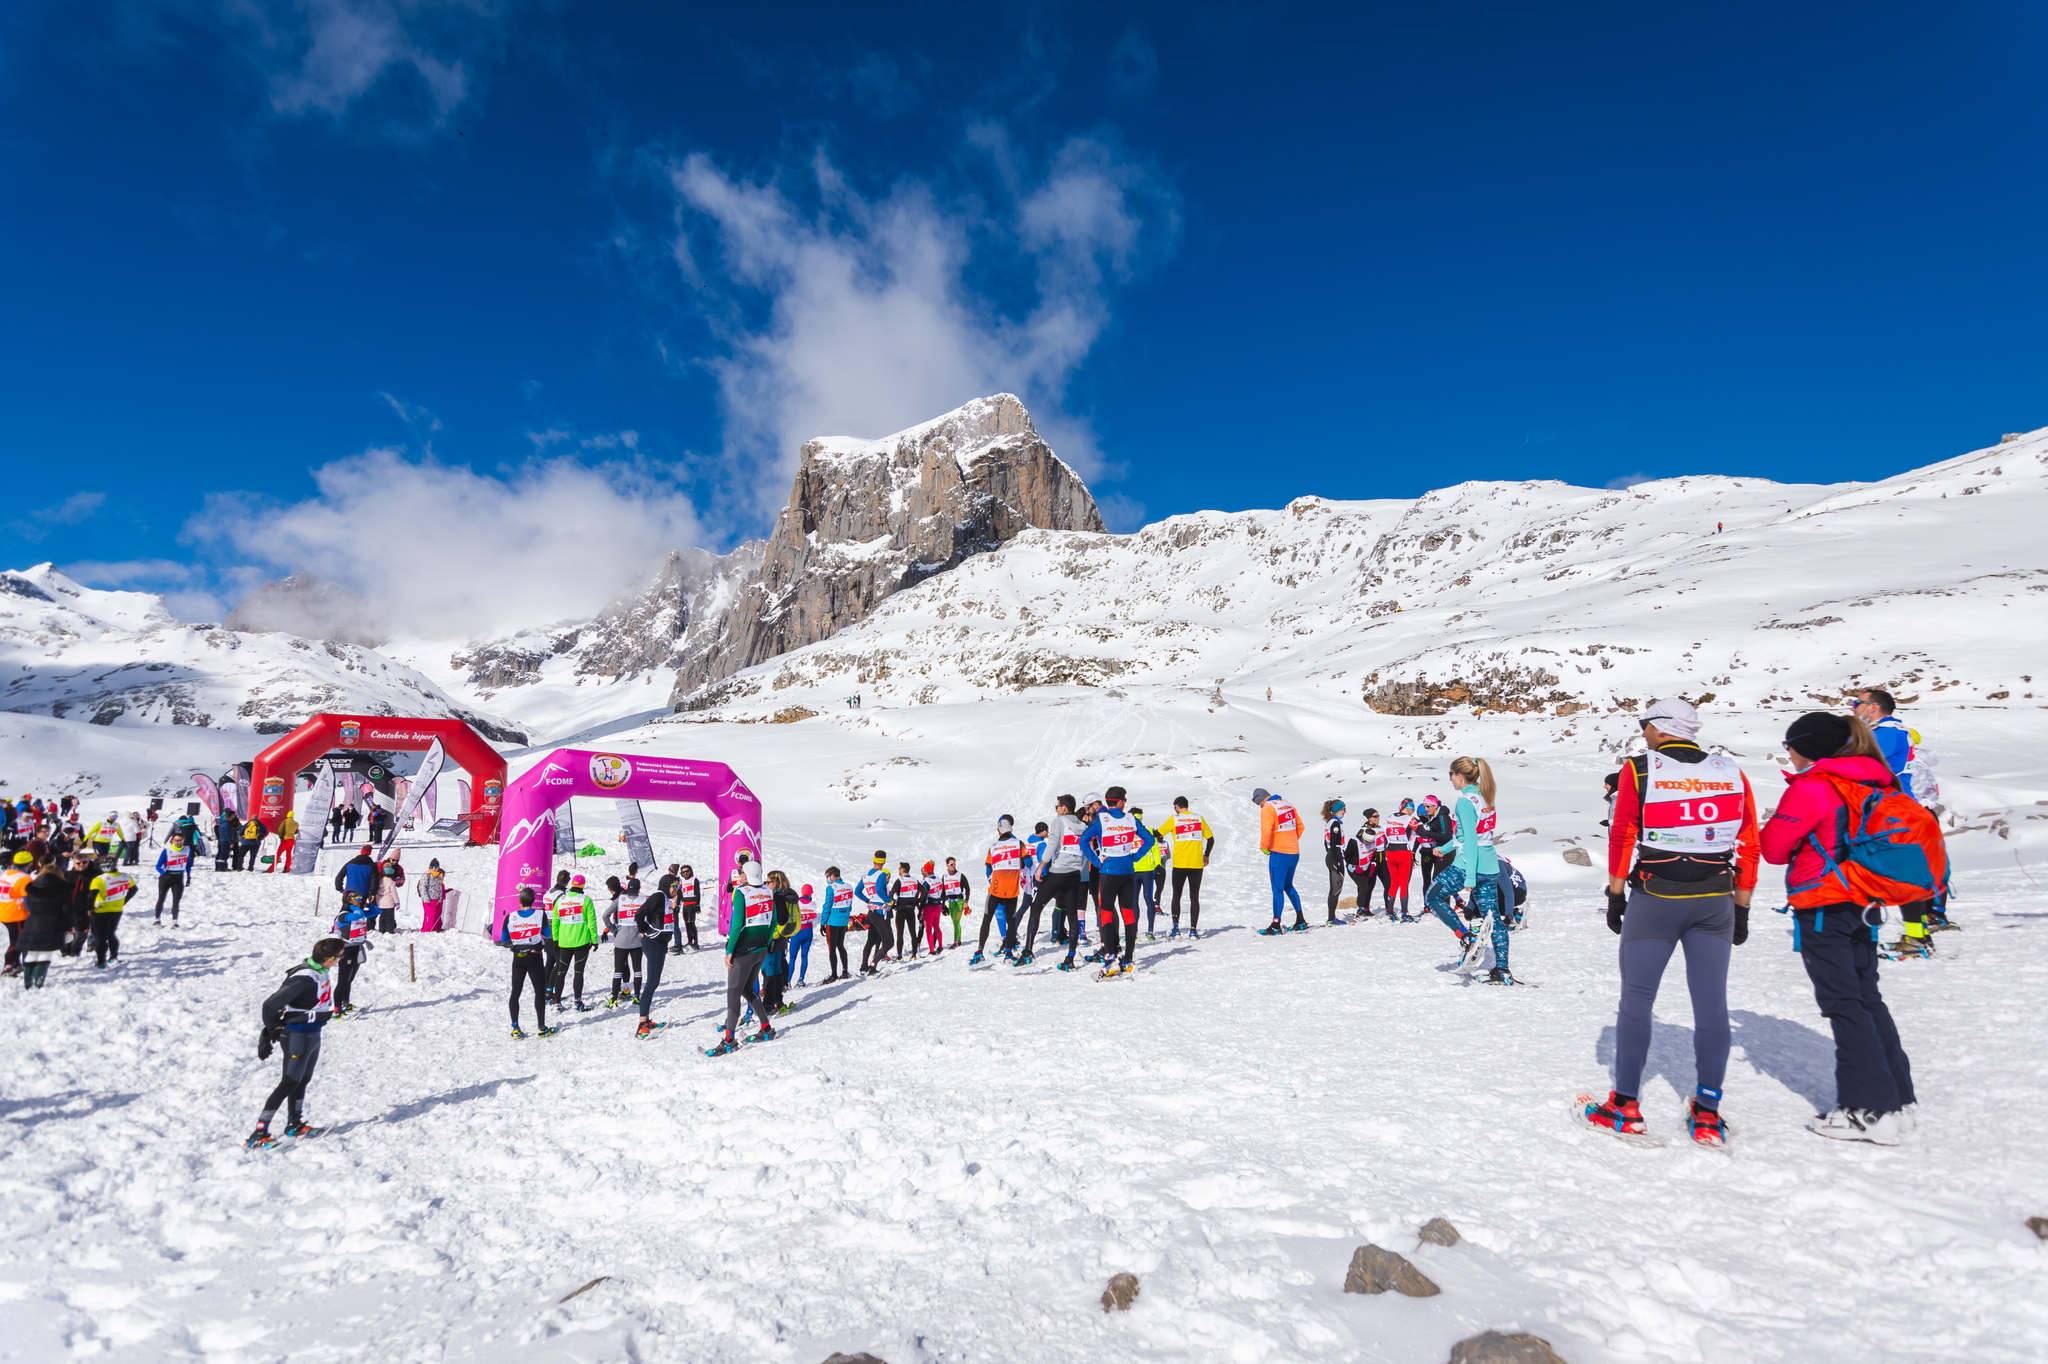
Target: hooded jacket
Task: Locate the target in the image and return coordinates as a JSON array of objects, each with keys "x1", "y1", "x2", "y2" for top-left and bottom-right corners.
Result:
[{"x1": 1760, "y1": 754, "x2": 1899, "y2": 901}]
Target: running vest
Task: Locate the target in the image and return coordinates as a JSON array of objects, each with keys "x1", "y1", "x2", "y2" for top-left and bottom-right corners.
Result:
[
  {"x1": 988, "y1": 837, "x2": 1023, "y2": 873},
  {"x1": 504, "y1": 906, "x2": 547, "y2": 948},
  {"x1": 1380, "y1": 819, "x2": 1413, "y2": 851},
  {"x1": 1352, "y1": 829, "x2": 1378, "y2": 872},
  {"x1": 939, "y1": 872, "x2": 966, "y2": 900},
  {"x1": 279, "y1": 963, "x2": 334, "y2": 1026},
  {"x1": 893, "y1": 879, "x2": 921, "y2": 908},
  {"x1": 1269, "y1": 800, "x2": 1300, "y2": 834},
  {"x1": 1638, "y1": 750, "x2": 1743, "y2": 854},
  {"x1": 1097, "y1": 810, "x2": 1142, "y2": 858},
  {"x1": 91, "y1": 873, "x2": 133, "y2": 911},
  {"x1": 738, "y1": 883, "x2": 774, "y2": 929},
  {"x1": 676, "y1": 879, "x2": 699, "y2": 908},
  {"x1": 336, "y1": 912, "x2": 367, "y2": 943},
  {"x1": 1171, "y1": 813, "x2": 1204, "y2": 844},
  {"x1": 1474, "y1": 805, "x2": 1497, "y2": 848}
]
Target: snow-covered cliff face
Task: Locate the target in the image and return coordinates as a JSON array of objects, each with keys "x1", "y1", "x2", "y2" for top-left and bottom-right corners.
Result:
[
  {"x1": 0, "y1": 565, "x2": 526, "y2": 743},
  {"x1": 681, "y1": 427, "x2": 2048, "y2": 750}
]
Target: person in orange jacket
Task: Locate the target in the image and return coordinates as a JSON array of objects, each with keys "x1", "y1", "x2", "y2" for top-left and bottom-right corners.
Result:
[
  {"x1": 1254, "y1": 787, "x2": 1307, "y2": 934},
  {"x1": 1, "y1": 850, "x2": 31, "y2": 974}
]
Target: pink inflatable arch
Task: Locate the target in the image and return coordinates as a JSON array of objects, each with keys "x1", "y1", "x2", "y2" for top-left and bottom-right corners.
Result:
[{"x1": 493, "y1": 748, "x2": 762, "y2": 932}]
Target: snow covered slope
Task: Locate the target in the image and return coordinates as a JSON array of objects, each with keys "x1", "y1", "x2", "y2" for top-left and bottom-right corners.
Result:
[
  {"x1": 0, "y1": 565, "x2": 526, "y2": 796},
  {"x1": 689, "y1": 428, "x2": 2048, "y2": 745}
]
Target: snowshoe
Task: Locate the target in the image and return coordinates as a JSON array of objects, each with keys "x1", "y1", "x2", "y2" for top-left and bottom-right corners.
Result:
[
  {"x1": 283, "y1": 1122, "x2": 321, "y2": 1140},
  {"x1": 1167, "y1": 928, "x2": 1180, "y2": 940},
  {"x1": 510, "y1": 1026, "x2": 528, "y2": 1039},
  {"x1": 746, "y1": 1025, "x2": 778, "y2": 1044},
  {"x1": 1289, "y1": 920, "x2": 1310, "y2": 933},
  {"x1": 244, "y1": 1126, "x2": 279, "y2": 1150},
  {"x1": 1145, "y1": 932, "x2": 1156, "y2": 942},
  {"x1": 1258, "y1": 922, "x2": 1285, "y2": 937},
  {"x1": 1453, "y1": 934, "x2": 1488, "y2": 975},
  {"x1": 574, "y1": 1000, "x2": 593, "y2": 1012},
  {"x1": 1883, "y1": 936, "x2": 1934, "y2": 960},
  {"x1": 1095, "y1": 963, "x2": 1122, "y2": 980},
  {"x1": 1014, "y1": 951, "x2": 1035, "y2": 967},
  {"x1": 1686, "y1": 1101, "x2": 1728, "y2": 1149},
  {"x1": 636, "y1": 1019, "x2": 668, "y2": 1038},
  {"x1": 704, "y1": 1033, "x2": 740, "y2": 1057},
  {"x1": 1083, "y1": 950, "x2": 1104, "y2": 964},
  {"x1": 1056, "y1": 958, "x2": 1077, "y2": 972},
  {"x1": 969, "y1": 951, "x2": 985, "y2": 965},
  {"x1": 537, "y1": 1025, "x2": 560, "y2": 1038},
  {"x1": 773, "y1": 1004, "x2": 792, "y2": 1017},
  {"x1": 1579, "y1": 1091, "x2": 1649, "y2": 1138},
  {"x1": 1806, "y1": 1107, "x2": 1902, "y2": 1146},
  {"x1": 1482, "y1": 968, "x2": 1516, "y2": 986}
]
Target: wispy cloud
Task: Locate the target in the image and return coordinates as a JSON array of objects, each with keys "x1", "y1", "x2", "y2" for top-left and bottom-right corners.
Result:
[
  {"x1": 184, "y1": 444, "x2": 702, "y2": 637},
  {"x1": 1605, "y1": 472, "x2": 1653, "y2": 490},
  {"x1": 380, "y1": 390, "x2": 443, "y2": 430},
  {"x1": 60, "y1": 558, "x2": 196, "y2": 587},
  {"x1": 659, "y1": 128, "x2": 1177, "y2": 513},
  {"x1": 8, "y1": 491, "x2": 107, "y2": 541},
  {"x1": 210, "y1": 0, "x2": 515, "y2": 135}
]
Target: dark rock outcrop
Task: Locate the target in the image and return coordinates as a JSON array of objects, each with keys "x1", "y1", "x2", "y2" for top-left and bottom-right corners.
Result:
[
  {"x1": 1101, "y1": 1272, "x2": 1140, "y2": 1312},
  {"x1": 1343, "y1": 1244, "x2": 1440, "y2": 1297},
  {"x1": 1448, "y1": 1331, "x2": 1568, "y2": 1363}
]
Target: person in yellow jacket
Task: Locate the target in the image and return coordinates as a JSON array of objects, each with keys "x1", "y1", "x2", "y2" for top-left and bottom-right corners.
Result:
[
  {"x1": 1, "y1": 851, "x2": 30, "y2": 975},
  {"x1": 1153, "y1": 796, "x2": 1216, "y2": 938},
  {"x1": 267, "y1": 812, "x2": 300, "y2": 874},
  {"x1": 87, "y1": 859, "x2": 138, "y2": 967},
  {"x1": 87, "y1": 811, "x2": 124, "y2": 860}
]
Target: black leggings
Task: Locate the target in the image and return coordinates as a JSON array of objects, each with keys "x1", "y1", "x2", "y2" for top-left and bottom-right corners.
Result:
[
  {"x1": 893, "y1": 904, "x2": 919, "y2": 957},
  {"x1": 1016, "y1": 870, "x2": 1082, "y2": 956},
  {"x1": 611, "y1": 946, "x2": 643, "y2": 995},
  {"x1": 510, "y1": 952, "x2": 548, "y2": 1027},
  {"x1": 680, "y1": 909, "x2": 699, "y2": 949},
  {"x1": 724, "y1": 948, "x2": 768, "y2": 1034},
  {"x1": 1326, "y1": 859, "x2": 1346, "y2": 917},
  {"x1": 638, "y1": 932, "x2": 670, "y2": 1016},
  {"x1": 550, "y1": 943, "x2": 591, "y2": 1002},
  {"x1": 260, "y1": 1028, "x2": 321, "y2": 1127},
  {"x1": 155, "y1": 876, "x2": 184, "y2": 919},
  {"x1": 335, "y1": 945, "x2": 363, "y2": 1007},
  {"x1": 862, "y1": 915, "x2": 893, "y2": 970},
  {"x1": 981, "y1": 896, "x2": 1015, "y2": 950},
  {"x1": 90, "y1": 911, "x2": 121, "y2": 966},
  {"x1": 1170, "y1": 867, "x2": 1203, "y2": 930},
  {"x1": 1097, "y1": 874, "x2": 1137, "y2": 965},
  {"x1": 826, "y1": 924, "x2": 850, "y2": 977},
  {"x1": 1351, "y1": 870, "x2": 1381, "y2": 914}
]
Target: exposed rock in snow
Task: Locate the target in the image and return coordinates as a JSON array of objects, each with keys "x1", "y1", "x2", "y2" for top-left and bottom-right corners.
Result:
[
  {"x1": 226, "y1": 572, "x2": 388, "y2": 648},
  {"x1": 1344, "y1": 1244, "x2": 1440, "y2": 1297}
]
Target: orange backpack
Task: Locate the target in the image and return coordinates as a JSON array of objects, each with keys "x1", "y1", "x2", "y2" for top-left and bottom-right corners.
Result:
[{"x1": 1788, "y1": 770, "x2": 1947, "y2": 909}]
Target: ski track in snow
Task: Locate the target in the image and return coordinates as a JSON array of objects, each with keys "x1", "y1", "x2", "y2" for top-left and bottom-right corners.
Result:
[{"x1": 5, "y1": 699, "x2": 2046, "y2": 1364}]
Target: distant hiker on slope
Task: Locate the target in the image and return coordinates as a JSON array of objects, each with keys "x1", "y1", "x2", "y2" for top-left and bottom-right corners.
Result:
[
  {"x1": 246, "y1": 937, "x2": 346, "y2": 1148},
  {"x1": 1254, "y1": 787, "x2": 1307, "y2": 934},
  {"x1": 1764, "y1": 712, "x2": 1935, "y2": 1146},
  {"x1": 1584, "y1": 698, "x2": 1758, "y2": 1146}
]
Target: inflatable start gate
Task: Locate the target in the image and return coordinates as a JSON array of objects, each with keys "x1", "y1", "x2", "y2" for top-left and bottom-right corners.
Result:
[
  {"x1": 492, "y1": 748, "x2": 762, "y2": 931},
  {"x1": 251, "y1": 714, "x2": 508, "y2": 845}
]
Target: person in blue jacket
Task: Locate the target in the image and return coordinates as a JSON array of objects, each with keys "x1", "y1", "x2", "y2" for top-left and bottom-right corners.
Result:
[
  {"x1": 854, "y1": 851, "x2": 893, "y2": 974},
  {"x1": 328, "y1": 894, "x2": 377, "y2": 1015},
  {"x1": 1079, "y1": 785, "x2": 1157, "y2": 977},
  {"x1": 1424, "y1": 756, "x2": 1512, "y2": 984},
  {"x1": 1852, "y1": 688, "x2": 1915, "y2": 799},
  {"x1": 818, "y1": 868, "x2": 854, "y2": 982}
]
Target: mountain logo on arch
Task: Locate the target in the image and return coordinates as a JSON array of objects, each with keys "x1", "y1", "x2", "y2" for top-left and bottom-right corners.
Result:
[{"x1": 590, "y1": 754, "x2": 633, "y2": 790}]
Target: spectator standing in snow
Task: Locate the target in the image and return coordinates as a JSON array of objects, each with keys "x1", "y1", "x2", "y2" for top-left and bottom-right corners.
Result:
[
  {"x1": 1, "y1": 850, "x2": 30, "y2": 973},
  {"x1": 373, "y1": 855, "x2": 405, "y2": 933},
  {"x1": 215, "y1": 810, "x2": 240, "y2": 872},
  {"x1": 333, "y1": 845, "x2": 377, "y2": 912},
  {"x1": 341, "y1": 805, "x2": 360, "y2": 842},
  {"x1": 122, "y1": 811, "x2": 144, "y2": 865},
  {"x1": 1764, "y1": 712, "x2": 1920, "y2": 1146},
  {"x1": 18, "y1": 856, "x2": 75, "y2": 989},
  {"x1": 417, "y1": 859, "x2": 447, "y2": 932}
]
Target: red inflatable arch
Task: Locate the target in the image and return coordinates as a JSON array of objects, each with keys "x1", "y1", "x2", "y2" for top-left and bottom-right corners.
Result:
[{"x1": 250, "y1": 713, "x2": 509, "y2": 846}]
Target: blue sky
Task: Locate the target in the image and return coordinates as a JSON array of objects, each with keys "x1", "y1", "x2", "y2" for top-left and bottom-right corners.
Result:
[{"x1": 3, "y1": 1, "x2": 2044, "y2": 630}]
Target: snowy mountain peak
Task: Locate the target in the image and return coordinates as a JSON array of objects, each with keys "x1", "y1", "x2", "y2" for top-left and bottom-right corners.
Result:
[{"x1": 804, "y1": 392, "x2": 1039, "y2": 471}]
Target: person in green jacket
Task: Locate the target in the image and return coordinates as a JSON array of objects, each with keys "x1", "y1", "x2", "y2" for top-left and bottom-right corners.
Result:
[
  {"x1": 708, "y1": 862, "x2": 782, "y2": 1056},
  {"x1": 548, "y1": 873, "x2": 601, "y2": 1011}
]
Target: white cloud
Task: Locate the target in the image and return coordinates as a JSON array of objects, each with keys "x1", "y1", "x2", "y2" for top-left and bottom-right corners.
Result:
[
  {"x1": 184, "y1": 444, "x2": 702, "y2": 637},
  {"x1": 220, "y1": 0, "x2": 509, "y2": 132},
  {"x1": 61, "y1": 558, "x2": 197, "y2": 587},
  {"x1": 9, "y1": 491, "x2": 106, "y2": 540},
  {"x1": 665, "y1": 132, "x2": 1175, "y2": 510},
  {"x1": 380, "y1": 390, "x2": 443, "y2": 430},
  {"x1": 1606, "y1": 472, "x2": 1653, "y2": 490}
]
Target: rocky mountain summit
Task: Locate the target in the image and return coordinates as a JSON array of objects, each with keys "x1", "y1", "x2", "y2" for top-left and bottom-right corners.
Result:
[{"x1": 671, "y1": 393, "x2": 1102, "y2": 706}]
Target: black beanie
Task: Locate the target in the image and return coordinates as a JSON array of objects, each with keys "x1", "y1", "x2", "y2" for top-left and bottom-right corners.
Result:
[{"x1": 1785, "y1": 712, "x2": 1851, "y2": 761}]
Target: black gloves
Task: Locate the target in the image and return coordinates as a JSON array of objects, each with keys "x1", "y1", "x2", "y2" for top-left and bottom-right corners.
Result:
[
  {"x1": 1733, "y1": 905, "x2": 1749, "y2": 946},
  {"x1": 258, "y1": 1025, "x2": 281, "y2": 1060},
  {"x1": 1606, "y1": 891, "x2": 1627, "y2": 935}
]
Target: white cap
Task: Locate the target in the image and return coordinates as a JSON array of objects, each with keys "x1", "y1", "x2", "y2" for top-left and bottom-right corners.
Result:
[
  {"x1": 1082, "y1": 792, "x2": 1103, "y2": 806},
  {"x1": 1642, "y1": 697, "x2": 1702, "y2": 741},
  {"x1": 744, "y1": 861, "x2": 765, "y2": 887}
]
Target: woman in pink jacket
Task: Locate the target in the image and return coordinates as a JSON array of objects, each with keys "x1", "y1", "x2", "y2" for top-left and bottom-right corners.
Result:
[{"x1": 1760, "y1": 712, "x2": 1917, "y2": 1146}]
